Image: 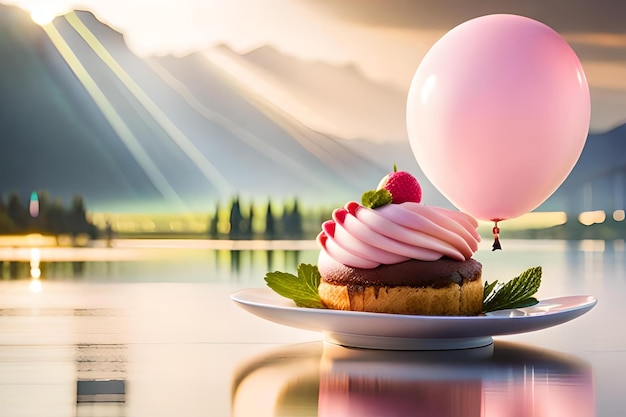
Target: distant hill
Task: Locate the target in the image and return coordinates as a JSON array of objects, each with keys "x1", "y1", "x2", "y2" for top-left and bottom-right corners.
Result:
[
  {"x1": 550, "y1": 123, "x2": 626, "y2": 213},
  {"x1": 0, "y1": 4, "x2": 624, "y2": 217},
  {"x1": 209, "y1": 43, "x2": 408, "y2": 143}
]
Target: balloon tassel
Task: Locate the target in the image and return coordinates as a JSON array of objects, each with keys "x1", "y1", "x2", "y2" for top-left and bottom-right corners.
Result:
[
  {"x1": 492, "y1": 222, "x2": 502, "y2": 251},
  {"x1": 492, "y1": 236, "x2": 501, "y2": 251}
]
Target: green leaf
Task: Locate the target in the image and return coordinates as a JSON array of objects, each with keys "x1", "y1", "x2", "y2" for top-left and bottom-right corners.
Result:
[
  {"x1": 362, "y1": 189, "x2": 392, "y2": 209},
  {"x1": 482, "y1": 266, "x2": 542, "y2": 313},
  {"x1": 482, "y1": 280, "x2": 499, "y2": 302},
  {"x1": 264, "y1": 263, "x2": 326, "y2": 308},
  {"x1": 265, "y1": 263, "x2": 543, "y2": 314}
]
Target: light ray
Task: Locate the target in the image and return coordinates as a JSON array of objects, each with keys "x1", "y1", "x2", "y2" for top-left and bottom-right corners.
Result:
[
  {"x1": 146, "y1": 59, "x2": 319, "y2": 184},
  {"x1": 64, "y1": 11, "x2": 233, "y2": 197},
  {"x1": 203, "y1": 50, "x2": 381, "y2": 183},
  {"x1": 42, "y1": 21, "x2": 187, "y2": 209}
]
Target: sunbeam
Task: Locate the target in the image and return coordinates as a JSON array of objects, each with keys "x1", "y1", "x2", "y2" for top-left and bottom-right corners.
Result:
[
  {"x1": 146, "y1": 59, "x2": 324, "y2": 185},
  {"x1": 42, "y1": 20, "x2": 187, "y2": 209},
  {"x1": 64, "y1": 11, "x2": 234, "y2": 197}
]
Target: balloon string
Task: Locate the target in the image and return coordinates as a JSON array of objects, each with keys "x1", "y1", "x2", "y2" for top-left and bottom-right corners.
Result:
[{"x1": 492, "y1": 221, "x2": 502, "y2": 251}]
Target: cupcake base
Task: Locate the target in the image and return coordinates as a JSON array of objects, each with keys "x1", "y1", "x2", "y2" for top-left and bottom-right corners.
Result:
[
  {"x1": 319, "y1": 280, "x2": 483, "y2": 315},
  {"x1": 318, "y1": 252, "x2": 483, "y2": 316}
]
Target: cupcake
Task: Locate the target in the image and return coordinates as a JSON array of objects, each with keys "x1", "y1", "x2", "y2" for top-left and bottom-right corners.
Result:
[{"x1": 316, "y1": 167, "x2": 482, "y2": 315}]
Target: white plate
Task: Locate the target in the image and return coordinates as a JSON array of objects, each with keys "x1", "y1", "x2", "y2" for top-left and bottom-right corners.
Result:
[{"x1": 231, "y1": 288, "x2": 597, "y2": 350}]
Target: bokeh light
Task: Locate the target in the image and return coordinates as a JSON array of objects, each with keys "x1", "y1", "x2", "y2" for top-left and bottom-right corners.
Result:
[{"x1": 578, "y1": 210, "x2": 606, "y2": 226}]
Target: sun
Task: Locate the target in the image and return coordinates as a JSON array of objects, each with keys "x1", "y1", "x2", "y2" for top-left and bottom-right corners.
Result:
[
  {"x1": 30, "y1": 7, "x2": 58, "y2": 25},
  {"x1": 18, "y1": 0, "x2": 72, "y2": 26}
]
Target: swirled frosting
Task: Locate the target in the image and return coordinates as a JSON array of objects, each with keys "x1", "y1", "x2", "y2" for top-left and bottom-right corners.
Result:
[{"x1": 316, "y1": 201, "x2": 481, "y2": 269}]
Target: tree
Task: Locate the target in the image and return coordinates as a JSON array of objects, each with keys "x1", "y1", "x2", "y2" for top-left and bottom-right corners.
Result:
[
  {"x1": 265, "y1": 200, "x2": 275, "y2": 239},
  {"x1": 6, "y1": 191, "x2": 29, "y2": 230},
  {"x1": 246, "y1": 203, "x2": 254, "y2": 238},
  {"x1": 69, "y1": 195, "x2": 88, "y2": 235},
  {"x1": 208, "y1": 204, "x2": 219, "y2": 238},
  {"x1": 0, "y1": 195, "x2": 16, "y2": 233},
  {"x1": 283, "y1": 198, "x2": 303, "y2": 239},
  {"x1": 229, "y1": 197, "x2": 244, "y2": 239},
  {"x1": 44, "y1": 199, "x2": 68, "y2": 235}
]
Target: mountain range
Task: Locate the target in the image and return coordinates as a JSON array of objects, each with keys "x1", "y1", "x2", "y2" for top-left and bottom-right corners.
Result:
[{"x1": 0, "y1": 5, "x2": 623, "y2": 217}]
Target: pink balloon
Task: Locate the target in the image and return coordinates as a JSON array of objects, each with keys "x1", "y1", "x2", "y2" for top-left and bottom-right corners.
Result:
[{"x1": 407, "y1": 14, "x2": 590, "y2": 221}]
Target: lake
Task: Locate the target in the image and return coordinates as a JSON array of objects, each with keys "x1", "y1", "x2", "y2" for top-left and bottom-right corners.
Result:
[
  {"x1": 0, "y1": 238, "x2": 624, "y2": 416},
  {"x1": 1, "y1": 238, "x2": 623, "y2": 287}
]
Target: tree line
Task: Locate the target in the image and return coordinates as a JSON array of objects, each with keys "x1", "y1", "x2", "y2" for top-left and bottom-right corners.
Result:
[
  {"x1": 0, "y1": 191, "x2": 324, "y2": 241},
  {"x1": 208, "y1": 196, "x2": 307, "y2": 240},
  {"x1": 0, "y1": 191, "x2": 98, "y2": 239}
]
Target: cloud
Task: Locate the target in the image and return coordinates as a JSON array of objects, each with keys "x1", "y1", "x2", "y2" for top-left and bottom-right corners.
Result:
[
  {"x1": 303, "y1": 0, "x2": 626, "y2": 34},
  {"x1": 583, "y1": 61, "x2": 626, "y2": 91},
  {"x1": 564, "y1": 33, "x2": 626, "y2": 61}
]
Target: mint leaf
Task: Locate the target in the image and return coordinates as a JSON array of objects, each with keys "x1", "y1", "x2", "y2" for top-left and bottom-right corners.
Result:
[
  {"x1": 264, "y1": 263, "x2": 326, "y2": 308},
  {"x1": 362, "y1": 189, "x2": 392, "y2": 209},
  {"x1": 482, "y1": 280, "x2": 498, "y2": 301},
  {"x1": 265, "y1": 263, "x2": 543, "y2": 314},
  {"x1": 482, "y1": 266, "x2": 542, "y2": 313}
]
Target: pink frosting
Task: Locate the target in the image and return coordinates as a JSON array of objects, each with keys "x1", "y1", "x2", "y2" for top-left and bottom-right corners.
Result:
[{"x1": 317, "y1": 201, "x2": 481, "y2": 269}]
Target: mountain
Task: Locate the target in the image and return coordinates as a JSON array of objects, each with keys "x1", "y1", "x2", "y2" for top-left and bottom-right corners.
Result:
[
  {"x1": 550, "y1": 123, "x2": 626, "y2": 214},
  {"x1": 212, "y1": 44, "x2": 626, "y2": 215},
  {"x1": 0, "y1": 6, "x2": 395, "y2": 212},
  {"x1": 217, "y1": 44, "x2": 626, "y2": 214},
  {"x1": 0, "y1": 4, "x2": 623, "y2": 217},
  {"x1": 0, "y1": 6, "x2": 163, "y2": 211},
  {"x1": 207, "y1": 44, "x2": 408, "y2": 143}
]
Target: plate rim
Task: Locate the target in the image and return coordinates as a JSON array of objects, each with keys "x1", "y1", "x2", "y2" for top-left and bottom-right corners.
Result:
[
  {"x1": 231, "y1": 288, "x2": 597, "y2": 349},
  {"x1": 231, "y1": 287, "x2": 597, "y2": 321}
]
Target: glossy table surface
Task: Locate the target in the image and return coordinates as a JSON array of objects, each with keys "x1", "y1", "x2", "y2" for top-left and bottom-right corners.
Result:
[{"x1": 0, "y1": 239, "x2": 624, "y2": 416}]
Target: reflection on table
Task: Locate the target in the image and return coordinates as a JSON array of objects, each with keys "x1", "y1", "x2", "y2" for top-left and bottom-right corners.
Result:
[{"x1": 232, "y1": 341, "x2": 594, "y2": 417}]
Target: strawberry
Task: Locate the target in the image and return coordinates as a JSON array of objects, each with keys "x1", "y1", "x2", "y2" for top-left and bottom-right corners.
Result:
[{"x1": 377, "y1": 164, "x2": 422, "y2": 204}]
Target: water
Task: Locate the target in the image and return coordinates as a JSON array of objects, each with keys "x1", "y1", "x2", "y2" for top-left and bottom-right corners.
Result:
[
  {"x1": 0, "y1": 238, "x2": 624, "y2": 416},
  {"x1": 474, "y1": 239, "x2": 625, "y2": 297},
  {"x1": 1, "y1": 238, "x2": 623, "y2": 286},
  {"x1": 0, "y1": 239, "x2": 321, "y2": 284}
]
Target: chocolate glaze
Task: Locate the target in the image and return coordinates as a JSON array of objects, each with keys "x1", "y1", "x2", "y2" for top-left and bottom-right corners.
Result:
[{"x1": 321, "y1": 257, "x2": 482, "y2": 289}]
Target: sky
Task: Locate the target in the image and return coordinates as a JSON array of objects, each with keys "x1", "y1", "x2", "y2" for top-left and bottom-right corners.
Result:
[{"x1": 3, "y1": 0, "x2": 626, "y2": 132}]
